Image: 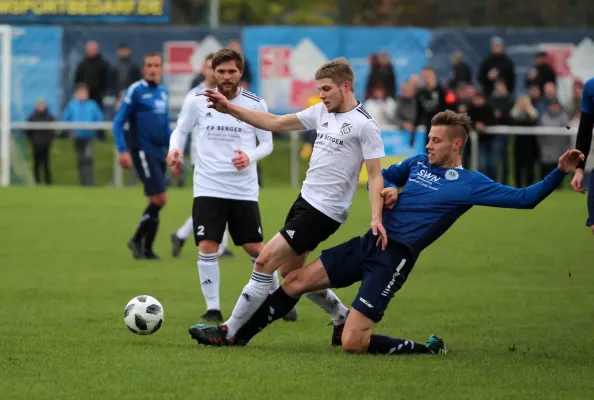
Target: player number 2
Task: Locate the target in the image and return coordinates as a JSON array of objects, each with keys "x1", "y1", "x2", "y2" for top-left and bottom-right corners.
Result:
[{"x1": 196, "y1": 225, "x2": 205, "y2": 236}]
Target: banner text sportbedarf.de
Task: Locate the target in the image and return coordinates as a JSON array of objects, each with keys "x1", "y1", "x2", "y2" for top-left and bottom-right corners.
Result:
[{"x1": 0, "y1": 0, "x2": 170, "y2": 23}]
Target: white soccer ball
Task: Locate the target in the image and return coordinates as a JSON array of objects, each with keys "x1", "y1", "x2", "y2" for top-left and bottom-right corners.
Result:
[{"x1": 124, "y1": 295, "x2": 164, "y2": 335}]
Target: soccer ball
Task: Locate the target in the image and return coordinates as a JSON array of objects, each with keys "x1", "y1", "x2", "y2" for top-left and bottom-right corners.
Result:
[{"x1": 124, "y1": 295, "x2": 164, "y2": 335}]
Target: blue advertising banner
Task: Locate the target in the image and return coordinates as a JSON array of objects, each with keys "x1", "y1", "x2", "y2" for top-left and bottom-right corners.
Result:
[
  {"x1": 0, "y1": 26, "x2": 62, "y2": 122},
  {"x1": 0, "y1": 0, "x2": 170, "y2": 24},
  {"x1": 242, "y1": 26, "x2": 432, "y2": 115}
]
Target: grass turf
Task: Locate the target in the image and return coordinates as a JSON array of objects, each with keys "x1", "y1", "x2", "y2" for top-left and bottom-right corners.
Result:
[{"x1": 0, "y1": 186, "x2": 593, "y2": 399}]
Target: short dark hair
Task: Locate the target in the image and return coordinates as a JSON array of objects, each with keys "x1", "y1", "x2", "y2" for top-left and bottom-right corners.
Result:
[
  {"x1": 75, "y1": 83, "x2": 88, "y2": 91},
  {"x1": 143, "y1": 53, "x2": 163, "y2": 64},
  {"x1": 314, "y1": 58, "x2": 355, "y2": 92},
  {"x1": 431, "y1": 110, "x2": 472, "y2": 149},
  {"x1": 211, "y1": 49, "x2": 244, "y2": 72}
]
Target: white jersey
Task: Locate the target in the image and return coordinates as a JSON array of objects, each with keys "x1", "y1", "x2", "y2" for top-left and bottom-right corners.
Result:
[
  {"x1": 183, "y1": 82, "x2": 210, "y2": 165},
  {"x1": 170, "y1": 87, "x2": 273, "y2": 201},
  {"x1": 296, "y1": 102, "x2": 385, "y2": 223}
]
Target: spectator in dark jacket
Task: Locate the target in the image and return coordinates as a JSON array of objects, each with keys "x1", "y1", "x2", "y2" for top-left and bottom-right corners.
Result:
[
  {"x1": 510, "y1": 95, "x2": 540, "y2": 187},
  {"x1": 111, "y1": 44, "x2": 141, "y2": 99},
  {"x1": 395, "y1": 81, "x2": 418, "y2": 133},
  {"x1": 478, "y1": 37, "x2": 516, "y2": 97},
  {"x1": 468, "y1": 90, "x2": 497, "y2": 179},
  {"x1": 448, "y1": 51, "x2": 472, "y2": 90},
  {"x1": 525, "y1": 51, "x2": 556, "y2": 92},
  {"x1": 26, "y1": 99, "x2": 56, "y2": 185},
  {"x1": 366, "y1": 52, "x2": 397, "y2": 99},
  {"x1": 412, "y1": 67, "x2": 446, "y2": 147},
  {"x1": 74, "y1": 41, "x2": 110, "y2": 110},
  {"x1": 489, "y1": 80, "x2": 515, "y2": 184}
]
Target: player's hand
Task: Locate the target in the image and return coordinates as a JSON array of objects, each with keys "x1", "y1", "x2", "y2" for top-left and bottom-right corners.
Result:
[
  {"x1": 204, "y1": 89, "x2": 230, "y2": 114},
  {"x1": 167, "y1": 149, "x2": 184, "y2": 178},
  {"x1": 232, "y1": 149, "x2": 250, "y2": 170},
  {"x1": 558, "y1": 149, "x2": 584, "y2": 174},
  {"x1": 119, "y1": 152, "x2": 132, "y2": 169},
  {"x1": 571, "y1": 168, "x2": 586, "y2": 193},
  {"x1": 381, "y1": 187, "x2": 399, "y2": 209},
  {"x1": 371, "y1": 216, "x2": 388, "y2": 251}
]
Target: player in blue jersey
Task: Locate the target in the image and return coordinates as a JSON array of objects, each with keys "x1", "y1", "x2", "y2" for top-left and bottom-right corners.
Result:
[
  {"x1": 190, "y1": 110, "x2": 584, "y2": 353},
  {"x1": 113, "y1": 53, "x2": 172, "y2": 259},
  {"x1": 570, "y1": 77, "x2": 594, "y2": 236}
]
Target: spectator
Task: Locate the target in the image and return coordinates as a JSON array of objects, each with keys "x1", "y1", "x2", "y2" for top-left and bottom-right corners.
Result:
[
  {"x1": 478, "y1": 36, "x2": 516, "y2": 98},
  {"x1": 453, "y1": 82, "x2": 476, "y2": 114},
  {"x1": 542, "y1": 81, "x2": 558, "y2": 106},
  {"x1": 62, "y1": 84, "x2": 104, "y2": 187},
  {"x1": 528, "y1": 84, "x2": 547, "y2": 115},
  {"x1": 468, "y1": 90, "x2": 497, "y2": 179},
  {"x1": 74, "y1": 41, "x2": 110, "y2": 111},
  {"x1": 412, "y1": 67, "x2": 446, "y2": 147},
  {"x1": 228, "y1": 39, "x2": 252, "y2": 89},
  {"x1": 395, "y1": 81, "x2": 418, "y2": 134},
  {"x1": 448, "y1": 51, "x2": 472, "y2": 90},
  {"x1": 489, "y1": 81, "x2": 515, "y2": 184},
  {"x1": 538, "y1": 98, "x2": 571, "y2": 187},
  {"x1": 510, "y1": 95, "x2": 540, "y2": 187},
  {"x1": 111, "y1": 44, "x2": 141, "y2": 100},
  {"x1": 363, "y1": 84, "x2": 397, "y2": 129},
  {"x1": 525, "y1": 51, "x2": 556, "y2": 92},
  {"x1": 408, "y1": 74, "x2": 421, "y2": 93},
  {"x1": 26, "y1": 99, "x2": 56, "y2": 185},
  {"x1": 366, "y1": 52, "x2": 396, "y2": 99},
  {"x1": 567, "y1": 81, "x2": 584, "y2": 119}
]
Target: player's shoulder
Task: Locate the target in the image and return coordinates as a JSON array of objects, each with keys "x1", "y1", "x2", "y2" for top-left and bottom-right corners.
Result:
[
  {"x1": 352, "y1": 104, "x2": 379, "y2": 129},
  {"x1": 583, "y1": 77, "x2": 594, "y2": 94},
  {"x1": 125, "y1": 80, "x2": 146, "y2": 96},
  {"x1": 407, "y1": 154, "x2": 429, "y2": 166},
  {"x1": 240, "y1": 88, "x2": 263, "y2": 103}
]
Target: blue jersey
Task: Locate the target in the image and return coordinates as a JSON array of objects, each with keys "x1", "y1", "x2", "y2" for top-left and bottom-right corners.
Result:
[
  {"x1": 113, "y1": 79, "x2": 171, "y2": 156},
  {"x1": 380, "y1": 154, "x2": 566, "y2": 259},
  {"x1": 581, "y1": 77, "x2": 594, "y2": 114}
]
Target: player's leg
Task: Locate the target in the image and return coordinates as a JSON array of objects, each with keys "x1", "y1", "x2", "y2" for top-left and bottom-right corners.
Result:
[
  {"x1": 193, "y1": 197, "x2": 227, "y2": 322},
  {"x1": 171, "y1": 216, "x2": 193, "y2": 257},
  {"x1": 586, "y1": 170, "x2": 594, "y2": 235},
  {"x1": 127, "y1": 150, "x2": 164, "y2": 259},
  {"x1": 341, "y1": 239, "x2": 447, "y2": 355},
  {"x1": 141, "y1": 155, "x2": 168, "y2": 259},
  {"x1": 217, "y1": 225, "x2": 235, "y2": 258},
  {"x1": 190, "y1": 255, "x2": 333, "y2": 346}
]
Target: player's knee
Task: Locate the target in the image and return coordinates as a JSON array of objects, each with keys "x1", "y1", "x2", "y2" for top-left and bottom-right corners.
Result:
[
  {"x1": 341, "y1": 329, "x2": 371, "y2": 354},
  {"x1": 199, "y1": 240, "x2": 219, "y2": 255},
  {"x1": 242, "y1": 243, "x2": 263, "y2": 259},
  {"x1": 282, "y1": 270, "x2": 308, "y2": 297},
  {"x1": 150, "y1": 193, "x2": 167, "y2": 207}
]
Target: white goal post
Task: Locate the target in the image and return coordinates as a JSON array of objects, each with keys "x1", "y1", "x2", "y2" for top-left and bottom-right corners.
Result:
[{"x1": 0, "y1": 25, "x2": 11, "y2": 187}]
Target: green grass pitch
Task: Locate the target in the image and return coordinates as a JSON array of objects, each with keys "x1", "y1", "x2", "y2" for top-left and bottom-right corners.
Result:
[{"x1": 0, "y1": 186, "x2": 593, "y2": 399}]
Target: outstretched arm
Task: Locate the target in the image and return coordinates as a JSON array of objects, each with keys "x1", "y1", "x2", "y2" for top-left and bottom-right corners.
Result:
[
  {"x1": 470, "y1": 150, "x2": 583, "y2": 209},
  {"x1": 205, "y1": 89, "x2": 306, "y2": 132}
]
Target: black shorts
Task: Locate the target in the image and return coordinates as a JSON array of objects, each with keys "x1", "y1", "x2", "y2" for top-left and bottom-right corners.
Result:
[
  {"x1": 279, "y1": 194, "x2": 341, "y2": 255},
  {"x1": 192, "y1": 196, "x2": 263, "y2": 246},
  {"x1": 320, "y1": 231, "x2": 415, "y2": 323},
  {"x1": 130, "y1": 150, "x2": 166, "y2": 196}
]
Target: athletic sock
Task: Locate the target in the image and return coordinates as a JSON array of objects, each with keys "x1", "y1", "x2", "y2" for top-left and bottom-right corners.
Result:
[
  {"x1": 304, "y1": 289, "x2": 349, "y2": 325},
  {"x1": 270, "y1": 270, "x2": 280, "y2": 293},
  {"x1": 176, "y1": 216, "x2": 194, "y2": 240},
  {"x1": 143, "y1": 203, "x2": 162, "y2": 251},
  {"x1": 367, "y1": 334, "x2": 431, "y2": 355},
  {"x1": 224, "y1": 270, "x2": 274, "y2": 338},
  {"x1": 235, "y1": 286, "x2": 300, "y2": 344},
  {"x1": 132, "y1": 204, "x2": 153, "y2": 242},
  {"x1": 198, "y1": 253, "x2": 220, "y2": 310}
]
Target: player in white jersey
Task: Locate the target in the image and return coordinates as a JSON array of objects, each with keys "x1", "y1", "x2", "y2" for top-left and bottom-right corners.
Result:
[
  {"x1": 168, "y1": 49, "x2": 292, "y2": 323},
  {"x1": 171, "y1": 53, "x2": 235, "y2": 260},
  {"x1": 184, "y1": 57, "x2": 388, "y2": 347}
]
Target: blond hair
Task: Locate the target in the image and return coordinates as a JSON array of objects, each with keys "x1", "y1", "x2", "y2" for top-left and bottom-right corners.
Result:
[{"x1": 314, "y1": 58, "x2": 355, "y2": 91}]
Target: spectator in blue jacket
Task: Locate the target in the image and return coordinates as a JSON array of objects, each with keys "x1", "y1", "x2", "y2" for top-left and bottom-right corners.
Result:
[{"x1": 62, "y1": 83, "x2": 104, "y2": 186}]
